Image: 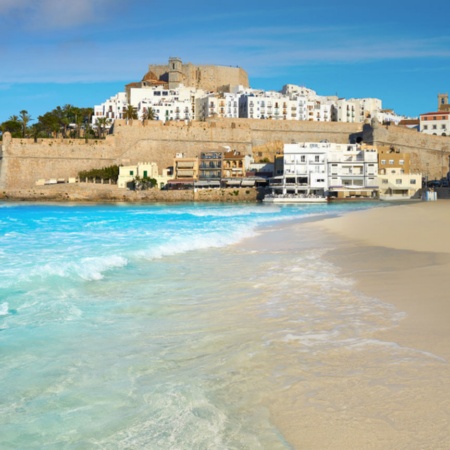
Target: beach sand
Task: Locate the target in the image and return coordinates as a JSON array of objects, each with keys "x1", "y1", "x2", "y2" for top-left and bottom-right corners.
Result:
[{"x1": 267, "y1": 201, "x2": 450, "y2": 449}]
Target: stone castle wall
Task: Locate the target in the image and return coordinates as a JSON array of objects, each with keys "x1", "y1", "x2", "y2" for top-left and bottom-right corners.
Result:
[
  {"x1": 4, "y1": 118, "x2": 450, "y2": 191},
  {"x1": 364, "y1": 121, "x2": 450, "y2": 179},
  {"x1": 148, "y1": 62, "x2": 249, "y2": 91}
]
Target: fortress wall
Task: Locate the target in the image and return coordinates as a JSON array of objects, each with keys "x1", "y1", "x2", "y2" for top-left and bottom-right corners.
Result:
[
  {"x1": 365, "y1": 123, "x2": 450, "y2": 179},
  {"x1": 148, "y1": 63, "x2": 249, "y2": 91},
  {"x1": 184, "y1": 65, "x2": 249, "y2": 91},
  {"x1": 113, "y1": 119, "x2": 253, "y2": 168},
  {"x1": 113, "y1": 118, "x2": 362, "y2": 167},
  {"x1": 0, "y1": 135, "x2": 120, "y2": 189},
  {"x1": 3, "y1": 118, "x2": 449, "y2": 191}
]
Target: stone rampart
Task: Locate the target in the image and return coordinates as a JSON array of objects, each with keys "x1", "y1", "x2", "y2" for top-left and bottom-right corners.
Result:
[
  {"x1": 148, "y1": 62, "x2": 249, "y2": 91},
  {"x1": 5, "y1": 118, "x2": 449, "y2": 191},
  {"x1": 364, "y1": 122, "x2": 450, "y2": 179},
  {"x1": 0, "y1": 183, "x2": 259, "y2": 203}
]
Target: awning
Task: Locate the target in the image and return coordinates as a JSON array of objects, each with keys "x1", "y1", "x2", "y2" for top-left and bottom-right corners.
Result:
[
  {"x1": 209, "y1": 181, "x2": 221, "y2": 187},
  {"x1": 194, "y1": 181, "x2": 209, "y2": 187},
  {"x1": 241, "y1": 180, "x2": 255, "y2": 187},
  {"x1": 226, "y1": 179, "x2": 241, "y2": 186},
  {"x1": 177, "y1": 170, "x2": 194, "y2": 176}
]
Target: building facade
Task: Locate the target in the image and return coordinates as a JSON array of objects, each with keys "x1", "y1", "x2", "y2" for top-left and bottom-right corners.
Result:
[{"x1": 420, "y1": 112, "x2": 450, "y2": 136}]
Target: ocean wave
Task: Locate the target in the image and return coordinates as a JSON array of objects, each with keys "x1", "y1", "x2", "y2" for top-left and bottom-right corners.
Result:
[
  {"x1": 135, "y1": 227, "x2": 258, "y2": 260},
  {"x1": 35, "y1": 255, "x2": 129, "y2": 281}
]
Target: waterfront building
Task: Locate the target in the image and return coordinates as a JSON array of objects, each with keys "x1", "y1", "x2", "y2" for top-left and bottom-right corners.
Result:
[
  {"x1": 376, "y1": 147, "x2": 422, "y2": 200},
  {"x1": 327, "y1": 143, "x2": 378, "y2": 199},
  {"x1": 268, "y1": 142, "x2": 329, "y2": 197},
  {"x1": 118, "y1": 162, "x2": 170, "y2": 189},
  {"x1": 267, "y1": 142, "x2": 379, "y2": 199},
  {"x1": 198, "y1": 150, "x2": 223, "y2": 188},
  {"x1": 172, "y1": 153, "x2": 199, "y2": 186}
]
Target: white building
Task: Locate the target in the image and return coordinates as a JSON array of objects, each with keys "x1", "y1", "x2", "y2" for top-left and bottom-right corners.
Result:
[
  {"x1": 197, "y1": 92, "x2": 240, "y2": 120},
  {"x1": 420, "y1": 111, "x2": 450, "y2": 136},
  {"x1": 268, "y1": 142, "x2": 379, "y2": 199},
  {"x1": 118, "y1": 162, "x2": 170, "y2": 189},
  {"x1": 93, "y1": 92, "x2": 127, "y2": 123},
  {"x1": 332, "y1": 98, "x2": 382, "y2": 123},
  {"x1": 327, "y1": 144, "x2": 378, "y2": 198},
  {"x1": 268, "y1": 142, "x2": 329, "y2": 197}
]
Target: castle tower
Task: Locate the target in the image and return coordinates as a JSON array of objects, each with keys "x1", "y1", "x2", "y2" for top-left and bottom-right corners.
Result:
[
  {"x1": 168, "y1": 57, "x2": 183, "y2": 89},
  {"x1": 438, "y1": 93, "x2": 449, "y2": 111}
]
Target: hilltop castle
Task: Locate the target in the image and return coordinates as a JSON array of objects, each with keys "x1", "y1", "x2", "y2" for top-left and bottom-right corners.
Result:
[{"x1": 126, "y1": 57, "x2": 249, "y2": 93}]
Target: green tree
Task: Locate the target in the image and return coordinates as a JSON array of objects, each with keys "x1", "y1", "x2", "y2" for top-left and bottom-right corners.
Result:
[
  {"x1": 142, "y1": 107, "x2": 155, "y2": 124},
  {"x1": 37, "y1": 111, "x2": 60, "y2": 137},
  {"x1": 123, "y1": 104, "x2": 138, "y2": 124},
  {"x1": 95, "y1": 117, "x2": 111, "y2": 138},
  {"x1": 1, "y1": 115, "x2": 22, "y2": 138},
  {"x1": 19, "y1": 110, "x2": 32, "y2": 138}
]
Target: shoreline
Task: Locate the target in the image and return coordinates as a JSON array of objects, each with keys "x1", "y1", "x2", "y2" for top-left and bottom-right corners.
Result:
[
  {"x1": 270, "y1": 200, "x2": 450, "y2": 448},
  {"x1": 314, "y1": 200, "x2": 450, "y2": 359}
]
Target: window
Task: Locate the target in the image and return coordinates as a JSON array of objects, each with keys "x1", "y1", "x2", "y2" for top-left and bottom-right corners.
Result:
[
  {"x1": 399, "y1": 160, "x2": 404, "y2": 165},
  {"x1": 396, "y1": 179, "x2": 402, "y2": 184},
  {"x1": 129, "y1": 170, "x2": 134, "y2": 176},
  {"x1": 442, "y1": 124, "x2": 447, "y2": 129},
  {"x1": 411, "y1": 179, "x2": 416, "y2": 184},
  {"x1": 433, "y1": 125, "x2": 437, "y2": 130},
  {"x1": 389, "y1": 160, "x2": 394, "y2": 165},
  {"x1": 143, "y1": 171, "x2": 148, "y2": 178},
  {"x1": 381, "y1": 159, "x2": 386, "y2": 165},
  {"x1": 315, "y1": 155, "x2": 320, "y2": 162},
  {"x1": 301, "y1": 155, "x2": 306, "y2": 162},
  {"x1": 382, "y1": 179, "x2": 388, "y2": 184},
  {"x1": 423, "y1": 125, "x2": 428, "y2": 130}
]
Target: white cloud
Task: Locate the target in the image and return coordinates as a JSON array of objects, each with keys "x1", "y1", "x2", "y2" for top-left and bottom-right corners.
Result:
[{"x1": 0, "y1": 0, "x2": 116, "y2": 29}]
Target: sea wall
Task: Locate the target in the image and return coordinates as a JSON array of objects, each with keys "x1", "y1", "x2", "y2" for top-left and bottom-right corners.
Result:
[{"x1": 0, "y1": 183, "x2": 260, "y2": 203}]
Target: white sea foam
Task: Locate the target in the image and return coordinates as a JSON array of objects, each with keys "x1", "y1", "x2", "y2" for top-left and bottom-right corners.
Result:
[
  {"x1": 0, "y1": 302, "x2": 9, "y2": 316},
  {"x1": 135, "y1": 227, "x2": 258, "y2": 260},
  {"x1": 35, "y1": 255, "x2": 129, "y2": 281}
]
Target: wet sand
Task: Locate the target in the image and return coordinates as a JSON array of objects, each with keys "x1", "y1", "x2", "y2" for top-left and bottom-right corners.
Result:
[{"x1": 269, "y1": 201, "x2": 450, "y2": 449}]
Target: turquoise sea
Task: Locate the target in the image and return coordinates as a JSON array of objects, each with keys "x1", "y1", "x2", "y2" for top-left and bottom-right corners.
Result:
[{"x1": 0, "y1": 201, "x2": 398, "y2": 449}]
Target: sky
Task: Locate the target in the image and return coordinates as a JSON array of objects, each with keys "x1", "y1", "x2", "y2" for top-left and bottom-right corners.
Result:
[{"x1": 1, "y1": 0, "x2": 449, "y2": 123}]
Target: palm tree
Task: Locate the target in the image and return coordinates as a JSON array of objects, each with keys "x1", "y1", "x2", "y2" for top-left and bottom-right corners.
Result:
[
  {"x1": 95, "y1": 117, "x2": 111, "y2": 138},
  {"x1": 123, "y1": 104, "x2": 138, "y2": 124},
  {"x1": 142, "y1": 107, "x2": 155, "y2": 124},
  {"x1": 19, "y1": 110, "x2": 32, "y2": 138}
]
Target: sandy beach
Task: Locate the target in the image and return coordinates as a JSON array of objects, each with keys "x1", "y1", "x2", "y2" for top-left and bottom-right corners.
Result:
[{"x1": 267, "y1": 201, "x2": 450, "y2": 449}]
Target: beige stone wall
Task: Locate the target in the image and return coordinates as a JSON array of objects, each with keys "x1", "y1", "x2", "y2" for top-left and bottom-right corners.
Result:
[
  {"x1": 3, "y1": 118, "x2": 450, "y2": 194},
  {"x1": 148, "y1": 62, "x2": 249, "y2": 91},
  {"x1": 364, "y1": 122, "x2": 450, "y2": 179},
  {"x1": 0, "y1": 119, "x2": 363, "y2": 190},
  {"x1": 0, "y1": 183, "x2": 259, "y2": 203},
  {"x1": 0, "y1": 134, "x2": 120, "y2": 189}
]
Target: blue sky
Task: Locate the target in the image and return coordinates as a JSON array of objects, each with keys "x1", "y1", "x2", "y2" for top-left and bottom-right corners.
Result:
[{"x1": 1, "y1": 0, "x2": 449, "y2": 123}]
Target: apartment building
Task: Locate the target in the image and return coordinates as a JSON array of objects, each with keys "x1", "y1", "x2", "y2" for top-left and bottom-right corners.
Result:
[
  {"x1": 197, "y1": 93, "x2": 240, "y2": 120},
  {"x1": 327, "y1": 144, "x2": 378, "y2": 198},
  {"x1": 376, "y1": 148, "x2": 422, "y2": 199},
  {"x1": 172, "y1": 153, "x2": 199, "y2": 184},
  {"x1": 268, "y1": 142, "x2": 329, "y2": 196},
  {"x1": 420, "y1": 112, "x2": 450, "y2": 136}
]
